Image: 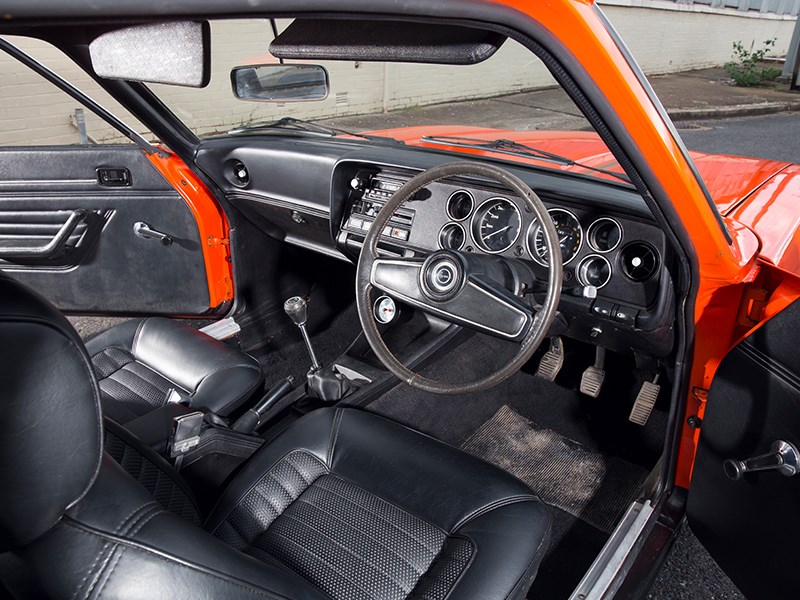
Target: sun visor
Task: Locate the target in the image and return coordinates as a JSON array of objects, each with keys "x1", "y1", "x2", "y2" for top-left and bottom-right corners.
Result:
[{"x1": 269, "y1": 19, "x2": 506, "y2": 65}]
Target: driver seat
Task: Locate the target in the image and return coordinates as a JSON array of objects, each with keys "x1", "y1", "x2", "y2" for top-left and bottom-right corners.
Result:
[{"x1": 0, "y1": 274, "x2": 551, "y2": 600}]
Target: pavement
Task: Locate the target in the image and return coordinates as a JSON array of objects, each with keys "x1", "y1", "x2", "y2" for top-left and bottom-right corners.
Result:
[{"x1": 321, "y1": 67, "x2": 800, "y2": 132}]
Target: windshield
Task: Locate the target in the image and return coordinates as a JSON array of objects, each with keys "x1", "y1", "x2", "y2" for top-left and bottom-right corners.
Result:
[{"x1": 149, "y1": 19, "x2": 625, "y2": 182}]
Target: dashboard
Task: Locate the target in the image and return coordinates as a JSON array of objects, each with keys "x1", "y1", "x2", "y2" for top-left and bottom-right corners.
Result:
[{"x1": 195, "y1": 136, "x2": 675, "y2": 357}]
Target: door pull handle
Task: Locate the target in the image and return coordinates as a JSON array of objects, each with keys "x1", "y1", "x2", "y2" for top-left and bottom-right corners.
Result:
[
  {"x1": 133, "y1": 221, "x2": 173, "y2": 246},
  {"x1": 724, "y1": 440, "x2": 800, "y2": 480}
]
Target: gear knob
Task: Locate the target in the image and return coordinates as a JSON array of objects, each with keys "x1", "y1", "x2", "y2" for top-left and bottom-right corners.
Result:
[{"x1": 283, "y1": 296, "x2": 308, "y2": 326}]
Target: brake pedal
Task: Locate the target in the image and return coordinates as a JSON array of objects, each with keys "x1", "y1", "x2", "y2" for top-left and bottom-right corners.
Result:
[
  {"x1": 537, "y1": 336, "x2": 564, "y2": 382},
  {"x1": 580, "y1": 346, "x2": 606, "y2": 398},
  {"x1": 629, "y1": 374, "x2": 660, "y2": 426}
]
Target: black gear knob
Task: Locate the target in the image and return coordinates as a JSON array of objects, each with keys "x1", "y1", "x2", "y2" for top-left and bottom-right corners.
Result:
[{"x1": 283, "y1": 296, "x2": 308, "y2": 326}]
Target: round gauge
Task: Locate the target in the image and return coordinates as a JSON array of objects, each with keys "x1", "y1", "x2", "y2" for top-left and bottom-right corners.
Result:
[
  {"x1": 527, "y1": 208, "x2": 583, "y2": 266},
  {"x1": 373, "y1": 295, "x2": 398, "y2": 324},
  {"x1": 438, "y1": 223, "x2": 466, "y2": 250},
  {"x1": 577, "y1": 254, "x2": 612, "y2": 289},
  {"x1": 447, "y1": 190, "x2": 474, "y2": 221},
  {"x1": 471, "y1": 197, "x2": 521, "y2": 254},
  {"x1": 587, "y1": 217, "x2": 622, "y2": 253}
]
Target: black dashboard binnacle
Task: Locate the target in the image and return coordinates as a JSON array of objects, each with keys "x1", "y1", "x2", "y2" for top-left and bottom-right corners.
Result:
[{"x1": 335, "y1": 163, "x2": 672, "y2": 355}]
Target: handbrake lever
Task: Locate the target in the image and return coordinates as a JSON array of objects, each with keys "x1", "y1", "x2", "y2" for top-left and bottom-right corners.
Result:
[{"x1": 232, "y1": 376, "x2": 295, "y2": 434}]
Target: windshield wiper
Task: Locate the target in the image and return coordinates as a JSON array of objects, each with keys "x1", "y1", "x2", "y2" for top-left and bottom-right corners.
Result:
[
  {"x1": 229, "y1": 117, "x2": 403, "y2": 144},
  {"x1": 420, "y1": 135, "x2": 630, "y2": 183}
]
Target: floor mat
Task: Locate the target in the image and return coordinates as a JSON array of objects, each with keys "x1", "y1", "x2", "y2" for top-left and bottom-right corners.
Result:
[{"x1": 461, "y1": 405, "x2": 648, "y2": 533}]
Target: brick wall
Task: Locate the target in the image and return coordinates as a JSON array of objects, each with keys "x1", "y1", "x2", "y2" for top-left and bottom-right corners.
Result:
[{"x1": 0, "y1": 6, "x2": 795, "y2": 145}]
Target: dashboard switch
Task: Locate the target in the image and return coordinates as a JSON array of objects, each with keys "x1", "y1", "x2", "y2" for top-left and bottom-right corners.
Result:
[
  {"x1": 613, "y1": 305, "x2": 638, "y2": 326},
  {"x1": 591, "y1": 300, "x2": 615, "y2": 319}
]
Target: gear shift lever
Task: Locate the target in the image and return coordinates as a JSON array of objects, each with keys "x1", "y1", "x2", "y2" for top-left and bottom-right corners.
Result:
[
  {"x1": 283, "y1": 296, "x2": 321, "y2": 371},
  {"x1": 283, "y1": 296, "x2": 352, "y2": 402}
]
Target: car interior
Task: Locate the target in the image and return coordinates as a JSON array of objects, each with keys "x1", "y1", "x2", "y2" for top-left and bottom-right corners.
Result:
[{"x1": 0, "y1": 13, "x2": 689, "y2": 600}]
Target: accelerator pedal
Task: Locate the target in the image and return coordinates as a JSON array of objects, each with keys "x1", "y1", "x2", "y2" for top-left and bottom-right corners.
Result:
[
  {"x1": 580, "y1": 346, "x2": 606, "y2": 398},
  {"x1": 629, "y1": 374, "x2": 660, "y2": 426},
  {"x1": 537, "y1": 337, "x2": 564, "y2": 382}
]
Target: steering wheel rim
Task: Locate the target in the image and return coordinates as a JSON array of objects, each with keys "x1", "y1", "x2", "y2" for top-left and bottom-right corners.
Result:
[{"x1": 355, "y1": 161, "x2": 563, "y2": 394}]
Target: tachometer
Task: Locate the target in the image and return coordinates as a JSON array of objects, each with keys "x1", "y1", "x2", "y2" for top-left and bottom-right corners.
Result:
[
  {"x1": 471, "y1": 197, "x2": 521, "y2": 254},
  {"x1": 527, "y1": 208, "x2": 583, "y2": 266}
]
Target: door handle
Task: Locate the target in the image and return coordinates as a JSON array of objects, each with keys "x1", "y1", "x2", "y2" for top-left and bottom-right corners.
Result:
[
  {"x1": 724, "y1": 440, "x2": 800, "y2": 480},
  {"x1": 0, "y1": 209, "x2": 88, "y2": 259},
  {"x1": 133, "y1": 221, "x2": 173, "y2": 246}
]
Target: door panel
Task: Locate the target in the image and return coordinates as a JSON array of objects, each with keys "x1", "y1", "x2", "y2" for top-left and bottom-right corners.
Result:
[
  {"x1": 687, "y1": 299, "x2": 800, "y2": 600},
  {"x1": 0, "y1": 145, "x2": 212, "y2": 314}
]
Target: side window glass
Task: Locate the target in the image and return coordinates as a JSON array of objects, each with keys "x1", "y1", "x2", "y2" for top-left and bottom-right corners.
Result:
[{"x1": 0, "y1": 36, "x2": 158, "y2": 146}]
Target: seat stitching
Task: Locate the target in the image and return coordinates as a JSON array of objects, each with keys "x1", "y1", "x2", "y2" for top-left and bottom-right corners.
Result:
[
  {"x1": 79, "y1": 536, "x2": 119, "y2": 600},
  {"x1": 69, "y1": 540, "x2": 111, "y2": 600},
  {"x1": 62, "y1": 520, "x2": 301, "y2": 600},
  {"x1": 501, "y1": 515, "x2": 553, "y2": 600},
  {"x1": 436, "y1": 535, "x2": 477, "y2": 600},
  {"x1": 450, "y1": 495, "x2": 540, "y2": 532},
  {"x1": 90, "y1": 545, "x2": 125, "y2": 599},
  {"x1": 261, "y1": 528, "x2": 383, "y2": 600},
  {"x1": 314, "y1": 477, "x2": 444, "y2": 553},
  {"x1": 272, "y1": 513, "x2": 414, "y2": 594},
  {"x1": 295, "y1": 495, "x2": 430, "y2": 574},
  {"x1": 327, "y1": 409, "x2": 343, "y2": 465}
]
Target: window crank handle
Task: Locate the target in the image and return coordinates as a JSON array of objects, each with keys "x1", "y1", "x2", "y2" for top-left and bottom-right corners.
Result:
[
  {"x1": 724, "y1": 440, "x2": 800, "y2": 481},
  {"x1": 134, "y1": 221, "x2": 173, "y2": 246}
]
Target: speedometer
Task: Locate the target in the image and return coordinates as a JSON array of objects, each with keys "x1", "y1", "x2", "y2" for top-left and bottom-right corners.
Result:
[
  {"x1": 471, "y1": 197, "x2": 521, "y2": 254},
  {"x1": 527, "y1": 208, "x2": 583, "y2": 266}
]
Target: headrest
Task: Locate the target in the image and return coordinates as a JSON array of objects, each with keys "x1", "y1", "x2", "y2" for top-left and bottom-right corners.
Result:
[{"x1": 0, "y1": 273, "x2": 102, "y2": 551}]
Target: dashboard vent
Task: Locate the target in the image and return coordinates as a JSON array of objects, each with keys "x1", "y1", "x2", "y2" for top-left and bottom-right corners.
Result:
[{"x1": 620, "y1": 242, "x2": 659, "y2": 282}]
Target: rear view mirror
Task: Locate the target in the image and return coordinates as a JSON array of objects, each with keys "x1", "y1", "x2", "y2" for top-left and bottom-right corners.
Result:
[
  {"x1": 231, "y1": 64, "x2": 329, "y2": 102},
  {"x1": 89, "y1": 21, "x2": 210, "y2": 88}
]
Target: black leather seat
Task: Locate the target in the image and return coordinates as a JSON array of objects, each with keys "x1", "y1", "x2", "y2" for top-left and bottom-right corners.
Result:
[
  {"x1": 0, "y1": 274, "x2": 551, "y2": 600},
  {"x1": 86, "y1": 317, "x2": 263, "y2": 423}
]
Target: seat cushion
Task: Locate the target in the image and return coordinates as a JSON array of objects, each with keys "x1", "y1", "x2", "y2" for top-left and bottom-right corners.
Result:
[
  {"x1": 86, "y1": 317, "x2": 263, "y2": 423},
  {"x1": 206, "y1": 408, "x2": 551, "y2": 600}
]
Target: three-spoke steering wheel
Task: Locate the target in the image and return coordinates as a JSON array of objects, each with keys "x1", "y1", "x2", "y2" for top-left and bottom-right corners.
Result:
[{"x1": 355, "y1": 161, "x2": 563, "y2": 394}]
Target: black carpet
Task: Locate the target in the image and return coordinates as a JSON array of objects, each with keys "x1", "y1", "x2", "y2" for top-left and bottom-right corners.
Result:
[{"x1": 646, "y1": 522, "x2": 744, "y2": 600}]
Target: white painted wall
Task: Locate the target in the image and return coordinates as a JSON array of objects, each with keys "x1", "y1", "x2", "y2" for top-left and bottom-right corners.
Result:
[{"x1": 0, "y1": 4, "x2": 795, "y2": 145}]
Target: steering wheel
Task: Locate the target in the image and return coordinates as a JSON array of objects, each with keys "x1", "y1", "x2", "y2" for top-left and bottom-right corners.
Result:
[{"x1": 355, "y1": 161, "x2": 563, "y2": 394}]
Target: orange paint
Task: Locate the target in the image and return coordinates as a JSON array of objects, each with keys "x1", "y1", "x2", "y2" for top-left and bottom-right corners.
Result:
[{"x1": 145, "y1": 150, "x2": 234, "y2": 311}]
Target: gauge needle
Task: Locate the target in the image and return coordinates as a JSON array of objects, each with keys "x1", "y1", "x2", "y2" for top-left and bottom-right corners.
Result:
[
  {"x1": 559, "y1": 235, "x2": 568, "y2": 244},
  {"x1": 485, "y1": 225, "x2": 511, "y2": 239}
]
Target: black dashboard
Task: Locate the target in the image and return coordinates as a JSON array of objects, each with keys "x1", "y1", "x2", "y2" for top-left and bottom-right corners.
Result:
[{"x1": 196, "y1": 135, "x2": 674, "y2": 357}]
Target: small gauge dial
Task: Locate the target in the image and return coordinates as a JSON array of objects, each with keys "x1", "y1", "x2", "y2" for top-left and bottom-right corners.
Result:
[
  {"x1": 587, "y1": 217, "x2": 622, "y2": 253},
  {"x1": 439, "y1": 223, "x2": 466, "y2": 250},
  {"x1": 373, "y1": 295, "x2": 398, "y2": 324},
  {"x1": 471, "y1": 197, "x2": 521, "y2": 254},
  {"x1": 577, "y1": 255, "x2": 612, "y2": 289},
  {"x1": 527, "y1": 208, "x2": 583, "y2": 266},
  {"x1": 447, "y1": 190, "x2": 474, "y2": 221}
]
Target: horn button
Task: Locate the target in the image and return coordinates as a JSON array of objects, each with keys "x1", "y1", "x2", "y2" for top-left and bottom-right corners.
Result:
[{"x1": 421, "y1": 251, "x2": 465, "y2": 301}]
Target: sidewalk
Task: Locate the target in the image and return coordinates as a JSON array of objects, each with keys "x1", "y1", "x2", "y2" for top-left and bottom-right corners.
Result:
[{"x1": 321, "y1": 68, "x2": 800, "y2": 132}]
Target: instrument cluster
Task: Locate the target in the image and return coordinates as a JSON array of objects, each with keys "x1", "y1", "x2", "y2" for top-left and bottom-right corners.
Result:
[{"x1": 437, "y1": 188, "x2": 631, "y2": 290}]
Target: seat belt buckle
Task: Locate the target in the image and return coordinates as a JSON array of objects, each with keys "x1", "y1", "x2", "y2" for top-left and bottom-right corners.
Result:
[{"x1": 168, "y1": 411, "x2": 204, "y2": 458}]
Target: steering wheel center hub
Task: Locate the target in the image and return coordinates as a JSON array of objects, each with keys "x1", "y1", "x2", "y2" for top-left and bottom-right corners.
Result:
[{"x1": 421, "y1": 251, "x2": 464, "y2": 301}]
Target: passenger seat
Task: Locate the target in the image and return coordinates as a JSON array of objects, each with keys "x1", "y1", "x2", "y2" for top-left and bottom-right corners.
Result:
[{"x1": 86, "y1": 317, "x2": 263, "y2": 424}]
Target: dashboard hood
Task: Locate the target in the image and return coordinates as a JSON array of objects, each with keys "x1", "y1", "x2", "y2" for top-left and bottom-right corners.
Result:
[{"x1": 368, "y1": 125, "x2": 799, "y2": 268}]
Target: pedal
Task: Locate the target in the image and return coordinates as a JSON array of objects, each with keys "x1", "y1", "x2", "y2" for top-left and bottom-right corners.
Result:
[
  {"x1": 537, "y1": 337, "x2": 564, "y2": 382},
  {"x1": 580, "y1": 346, "x2": 606, "y2": 398},
  {"x1": 629, "y1": 374, "x2": 660, "y2": 426}
]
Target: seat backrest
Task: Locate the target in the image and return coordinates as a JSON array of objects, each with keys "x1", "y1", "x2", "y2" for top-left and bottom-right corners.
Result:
[{"x1": 0, "y1": 273, "x2": 102, "y2": 552}]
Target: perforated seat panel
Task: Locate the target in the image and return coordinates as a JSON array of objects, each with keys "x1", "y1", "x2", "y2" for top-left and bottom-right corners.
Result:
[{"x1": 214, "y1": 450, "x2": 474, "y2": 600}]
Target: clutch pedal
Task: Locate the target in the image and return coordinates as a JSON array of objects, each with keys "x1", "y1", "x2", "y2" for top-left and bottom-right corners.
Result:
[
  {"x1": 629, "y1": 374, "x2": 660, "y2": 426},
  {"x1": 537, "y1": 337, "x2": 564, "y2": 382},
  {"x1": 580, "y1": 346, "x2": 606, "y2": 398}
]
